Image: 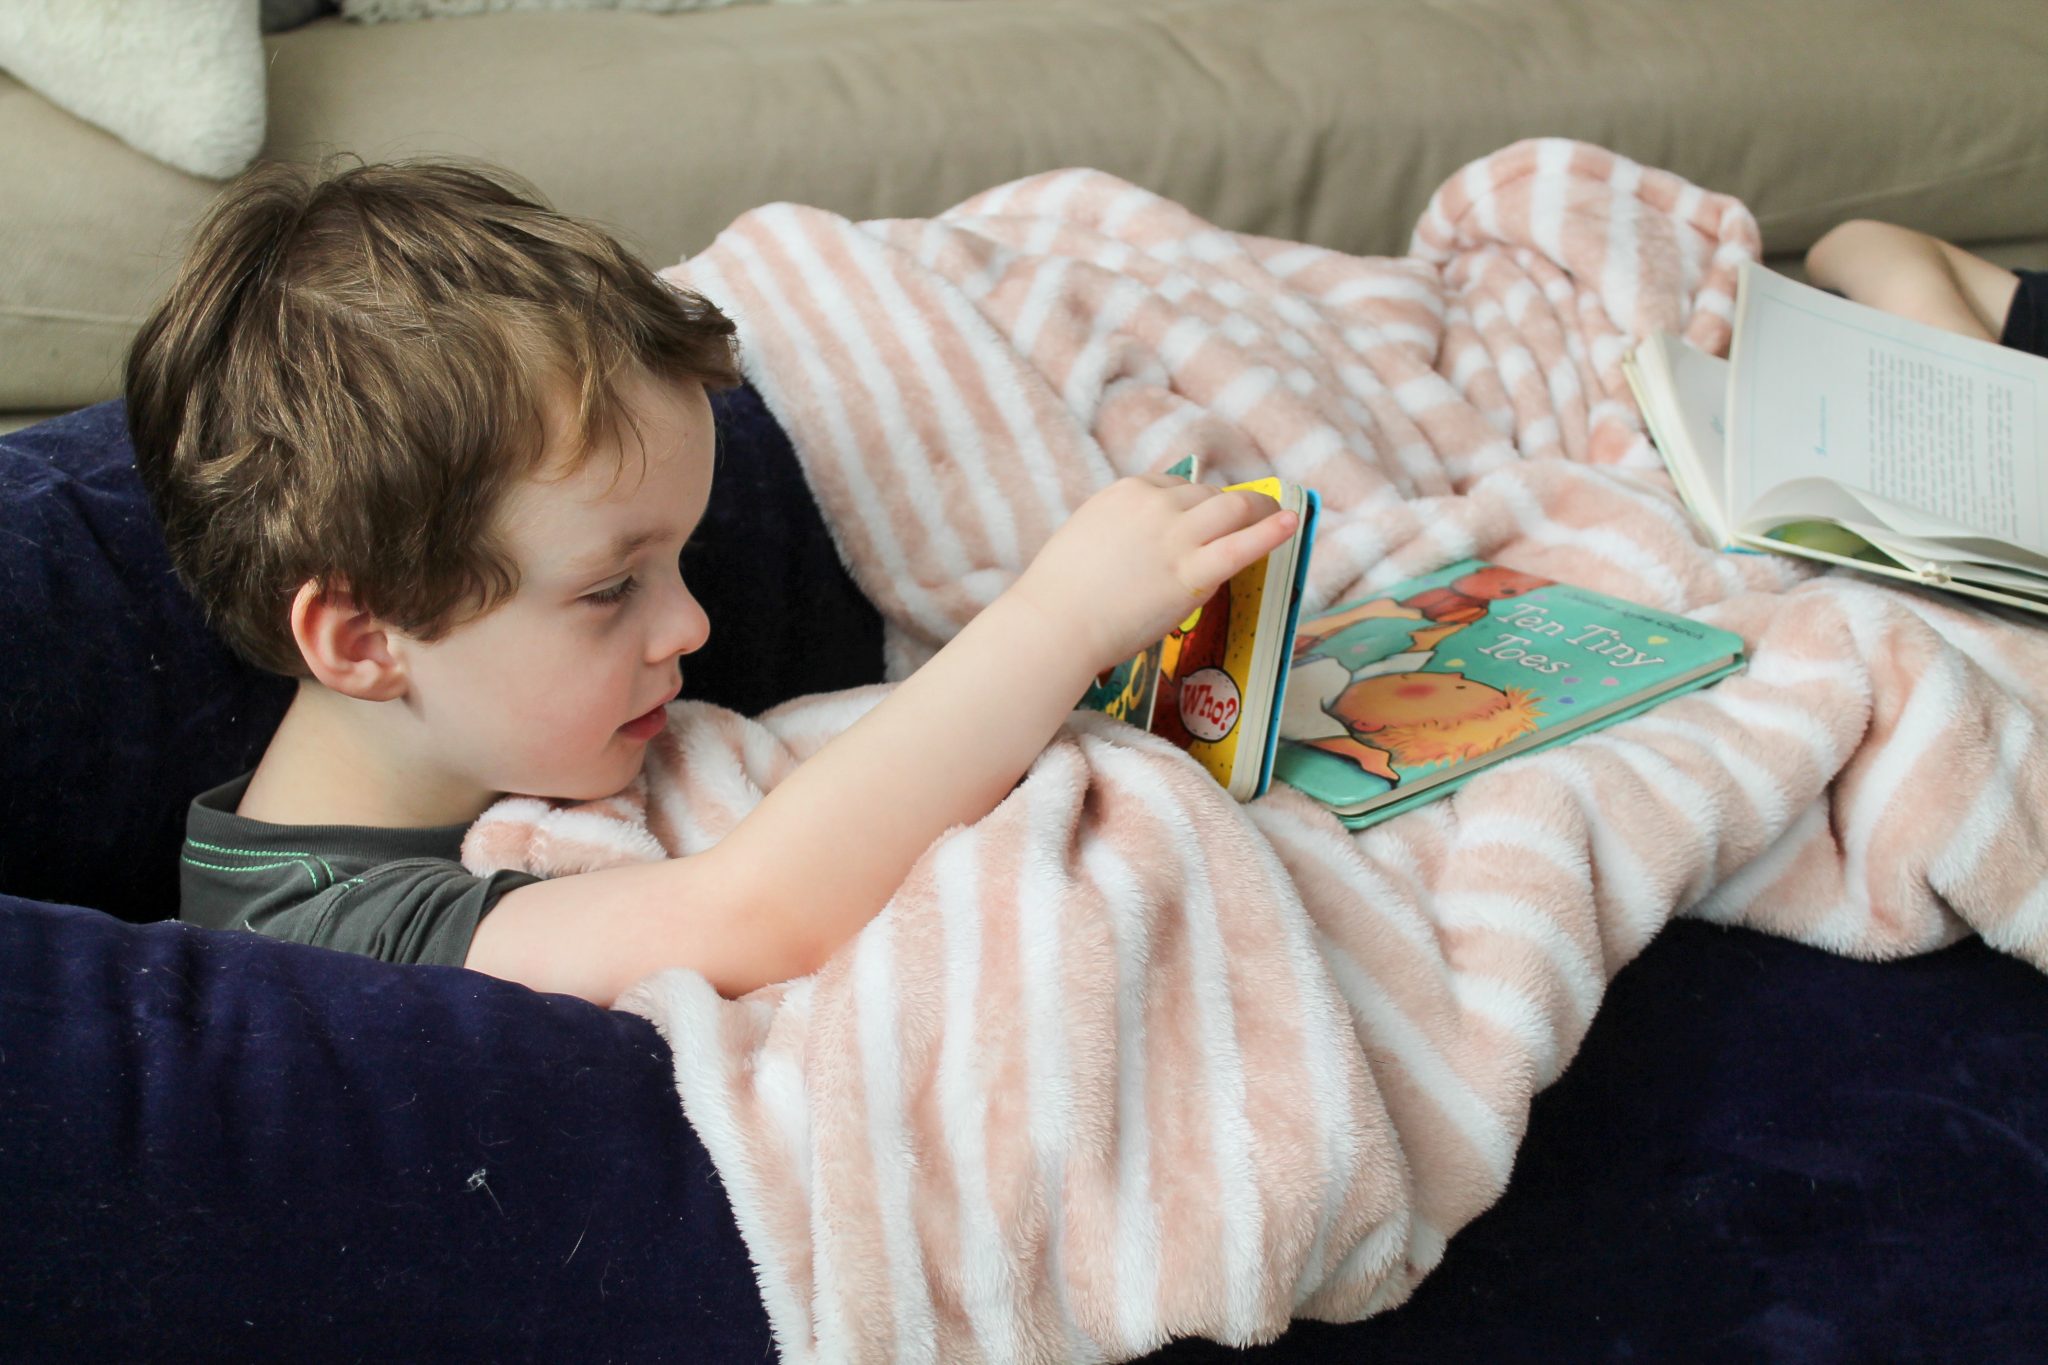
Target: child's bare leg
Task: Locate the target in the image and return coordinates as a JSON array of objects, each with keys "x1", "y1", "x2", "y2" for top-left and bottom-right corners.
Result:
[{"x1": 1804, "y1": 220, "x2": 2021, "y2": 343}]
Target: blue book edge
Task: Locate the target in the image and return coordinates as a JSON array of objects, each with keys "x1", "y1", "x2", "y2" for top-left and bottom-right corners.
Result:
[{"x1": 1250, "y1": 487, "x2": 1320, "y2": 800}]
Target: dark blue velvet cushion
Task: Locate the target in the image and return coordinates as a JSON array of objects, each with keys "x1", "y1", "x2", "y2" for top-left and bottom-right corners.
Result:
[
  {"x1": 9, "y1": 898, "x2": 2042, "y2": 1362},
  {"x1": 4, "y1": 391, "x2": 2048, "y2": 1362},
  {"x1": 1162, "y1": 921, "x2": 2048, "y2": 1363},
  {"x1": 0, "y1": 402, "x2": 293, "y2": 922},
  {"x1": 0, "y1": 892, "x2": 773, "y2": 1361}
]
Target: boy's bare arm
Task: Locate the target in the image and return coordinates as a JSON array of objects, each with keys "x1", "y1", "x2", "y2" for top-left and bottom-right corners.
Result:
[
  {"x1": 467, "y1": 477, "x2": 1298, "y2": 1006},
  {"x1": 464, "y1": 590, "x2": 1091, "y2": 1005},
  {"x1": 1805, "y1": 220, "x2": 2020, "y2": 342}
]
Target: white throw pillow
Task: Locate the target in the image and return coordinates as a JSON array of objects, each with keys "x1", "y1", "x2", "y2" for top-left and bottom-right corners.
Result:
[{"x1": 0, "y1": 0, "x2": 266, "y2": 180}]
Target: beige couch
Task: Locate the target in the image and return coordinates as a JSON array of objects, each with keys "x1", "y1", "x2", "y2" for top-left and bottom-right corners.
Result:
[{"x1": 4, "y1": 0, "x2": 2045, "y2": 425}]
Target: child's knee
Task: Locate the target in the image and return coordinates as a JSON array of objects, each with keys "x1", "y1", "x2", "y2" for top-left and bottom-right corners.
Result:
[
  {"x1": 1876, "y1": 268, "x2": 1971, "y2": 323},
  {"x1": 1806, "y1": 219, "x2": 1917, "y2": 272}
]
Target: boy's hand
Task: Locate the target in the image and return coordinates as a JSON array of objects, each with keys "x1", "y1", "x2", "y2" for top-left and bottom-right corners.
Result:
[{"x1": 1010, "y1": 474, "x2": 1298, "y2": 673}]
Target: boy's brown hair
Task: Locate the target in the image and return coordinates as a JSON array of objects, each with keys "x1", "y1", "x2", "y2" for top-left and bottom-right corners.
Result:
[{"x1": 127, "y1": 157, "x2": 742, "y2": 678}]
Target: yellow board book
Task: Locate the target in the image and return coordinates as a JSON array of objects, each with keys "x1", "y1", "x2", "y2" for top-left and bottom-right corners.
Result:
[{"x1": 1077, "y1": 458, "x2": 1320, "y2": 800}]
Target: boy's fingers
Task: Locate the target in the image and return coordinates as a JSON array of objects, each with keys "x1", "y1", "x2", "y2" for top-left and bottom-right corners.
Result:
[
  {"x1": 1150, "y1": 478, "x2": 1223, "y2": 509},
  {"x1": 1125, "y1": 475, "x2": 1219, "y2": 515},
  {"x1": 1177, "y1": 507, "x2": 1298, "y2": 595},
  {"x1": 1178, "y1": 486, "x2": 1285, "y2": 541}
]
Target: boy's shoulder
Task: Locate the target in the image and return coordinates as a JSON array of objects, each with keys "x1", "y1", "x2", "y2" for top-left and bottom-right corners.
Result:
[{"x1": 180, "y1": 774, "x2": 535, "y2": 967}]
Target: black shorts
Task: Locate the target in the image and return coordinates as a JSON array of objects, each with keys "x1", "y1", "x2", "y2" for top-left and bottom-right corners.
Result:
[{"x1": 2002, "y1": 268, "x2": 2048, "y2": 358}]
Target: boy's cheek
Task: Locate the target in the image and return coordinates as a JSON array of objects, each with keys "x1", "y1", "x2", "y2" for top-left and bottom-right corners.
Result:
[{"x1": 503, "y1": 665, "x2": 629, "y2": 741}]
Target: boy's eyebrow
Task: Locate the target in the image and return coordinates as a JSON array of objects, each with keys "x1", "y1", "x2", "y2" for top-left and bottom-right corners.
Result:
[
  {"x1": 561, "y1": 505, "x2": 710, "y2": 580},
  {"x1": 563, "y1": 529, "x2": 666, "y2": 579}
]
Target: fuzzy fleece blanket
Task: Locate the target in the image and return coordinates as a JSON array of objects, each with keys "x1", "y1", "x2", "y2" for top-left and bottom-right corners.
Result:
[{"x1": 461, "y1": 140, "x2": 2048, "y2": 1363}]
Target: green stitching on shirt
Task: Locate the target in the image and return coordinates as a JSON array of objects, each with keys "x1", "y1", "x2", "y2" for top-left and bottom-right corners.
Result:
[
  {"x1": 192, "y1": 834, "x2": 339, "y2": 888},
  {"x1": 181, "y1": 854, "x2": 321, "y2": 890},
  {"x1": 185, "y1": 838, "x2": 338, "y2": 887},
  {"x1": 189, "y1": 837, "x2": 312, "y2": 858}
]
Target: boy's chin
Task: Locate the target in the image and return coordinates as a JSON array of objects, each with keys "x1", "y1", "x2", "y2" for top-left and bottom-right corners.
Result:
[
  {"x1": 565, "y1": 756, "x2": 649, "y2": 803},
  {"x1": 489, "y1": 735, "x2": 656, "y2": 807}
]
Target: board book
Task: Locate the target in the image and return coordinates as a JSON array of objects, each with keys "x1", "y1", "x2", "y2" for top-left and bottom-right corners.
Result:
[
  {"x1": 1623, "y1": 259, "x2": 2048, "y2": 615},
  {"x1": 1272, "y1": 559, "x2": 1745, "y2": 828},
  {"x1": 1078, "y1": 457, "x2": 1320, "y2": 801}
]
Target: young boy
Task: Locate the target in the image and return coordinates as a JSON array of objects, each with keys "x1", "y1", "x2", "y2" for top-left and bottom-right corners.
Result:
[
  {"x1": 129, "y1": 160, "x2": 1297, "y2": 1009},
  {"x1": 1805, "y1": 219, "x2": 2046, "y2": 356}
]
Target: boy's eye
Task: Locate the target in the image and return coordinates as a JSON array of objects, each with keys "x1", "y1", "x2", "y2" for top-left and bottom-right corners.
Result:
[{"x1": 584, "y1": 576, "x2": 639, "y2": 607}]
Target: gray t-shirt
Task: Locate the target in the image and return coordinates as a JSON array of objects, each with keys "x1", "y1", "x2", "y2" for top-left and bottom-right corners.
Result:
[{"x1": 179, "y1": 773, "x2": 540, "y2": 967}]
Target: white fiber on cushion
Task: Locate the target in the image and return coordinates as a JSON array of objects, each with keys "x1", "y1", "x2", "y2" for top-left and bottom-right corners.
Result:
[
  {"x1": 0, "y1": 0, "x2": 266, "y2": 180},
  {"x1": 339, "y1": 0, "x2": 874, "y2": 19},
  {"x1": 342, "y1": 0, "x2": 753, "y2": 20}
]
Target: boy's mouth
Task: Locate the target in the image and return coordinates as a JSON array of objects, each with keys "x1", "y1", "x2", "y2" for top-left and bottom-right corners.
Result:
[{"x1": 619, "y1": 688, "x2": 680, "y2": 742}]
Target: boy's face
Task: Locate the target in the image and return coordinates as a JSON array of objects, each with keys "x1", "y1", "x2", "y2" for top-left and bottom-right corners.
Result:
[{"x1": 391, "y1": 370, "x2": 716, "y2": 807}]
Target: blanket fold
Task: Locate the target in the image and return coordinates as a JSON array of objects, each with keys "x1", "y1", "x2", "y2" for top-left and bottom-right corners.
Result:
[{"x1": 462, "y1": 139, "x2": 2048, "y2": 1364}]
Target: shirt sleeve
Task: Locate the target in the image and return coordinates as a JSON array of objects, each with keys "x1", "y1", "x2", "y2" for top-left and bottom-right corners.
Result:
[
  {"x1": 241, "y1": 858, "x2": 540, "y2": 967},
  {"x1": 2000, "y1": 269, "x2": 2047, "y2": 358}
]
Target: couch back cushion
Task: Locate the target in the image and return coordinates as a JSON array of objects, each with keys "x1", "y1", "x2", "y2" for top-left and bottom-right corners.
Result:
[{"x1": 10, "y1": 0, "x2": 2048, "y2": 414}]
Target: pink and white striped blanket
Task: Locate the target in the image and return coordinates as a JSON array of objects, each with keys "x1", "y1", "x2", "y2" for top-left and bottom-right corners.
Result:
[{"x1": 462, "y1": 140, "x2": 2048, "y2": 1363}]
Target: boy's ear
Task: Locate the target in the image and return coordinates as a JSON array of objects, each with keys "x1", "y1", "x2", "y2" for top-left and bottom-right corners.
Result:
[{"x1": 289, "y1": 580, "x2": 406, "y2": 702}]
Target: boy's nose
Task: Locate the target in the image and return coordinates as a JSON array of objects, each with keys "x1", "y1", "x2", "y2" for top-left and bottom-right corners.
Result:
[{"x1": 651, "y1": 576, "x2": 711, "y2": 662}]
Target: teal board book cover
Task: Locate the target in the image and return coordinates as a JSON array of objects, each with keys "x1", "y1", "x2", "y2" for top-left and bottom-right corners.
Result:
[
  {"x1": 1274, "y1": 560, "x2": 1745, "y2": 827},
  {"x1": 1078, "y1": 646, "x2": 1163, "y2": 730}
]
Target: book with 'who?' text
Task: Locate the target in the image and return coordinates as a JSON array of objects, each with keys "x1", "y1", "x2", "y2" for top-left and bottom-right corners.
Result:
[{"x1": 1078, "y1": 455, "x2": 1321, "y2": 801}]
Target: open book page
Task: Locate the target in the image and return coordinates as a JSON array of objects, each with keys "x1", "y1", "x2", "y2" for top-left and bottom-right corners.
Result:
[
  {"x1": 1744, "y1": 478, "x2": 2048, "y2": 580},
  {"x1": 1726, "y1": 261, "x2": 2048, "y2": 556},
  {"x1": 1625, "y1": 335, "x2": 1735, "y2": 547}
]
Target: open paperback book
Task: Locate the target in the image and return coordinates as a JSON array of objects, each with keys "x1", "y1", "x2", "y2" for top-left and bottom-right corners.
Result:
[
  {"x1": 1623, "y1": 259, "x2": 2048, "y2": 614},
  {"x1": 1077, "y1": 456, "x2": 1320, "y2": 800}
]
